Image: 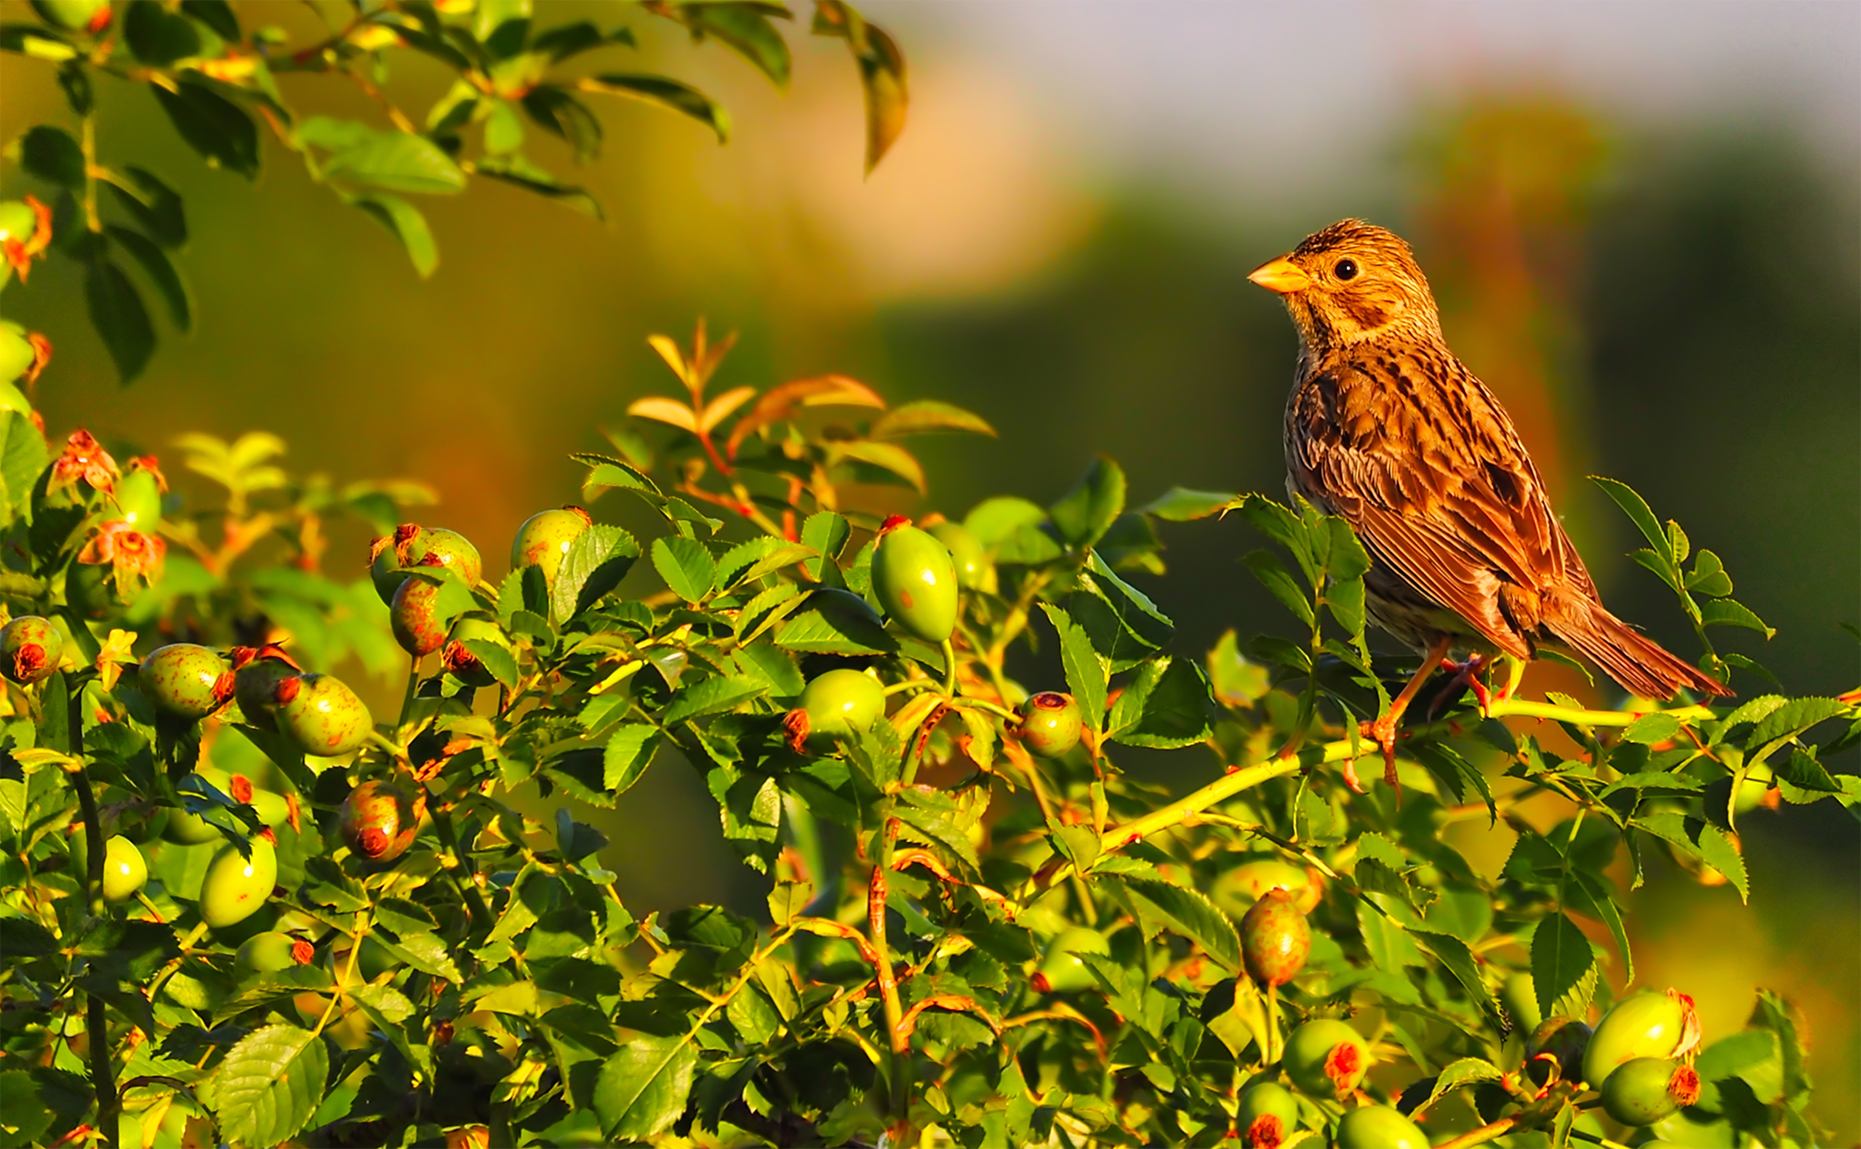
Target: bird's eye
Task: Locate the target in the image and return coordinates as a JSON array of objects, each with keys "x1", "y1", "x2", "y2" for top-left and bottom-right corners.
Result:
[{"x1": 1334, "y1": 258, "x2": 1358, "y2": 281}]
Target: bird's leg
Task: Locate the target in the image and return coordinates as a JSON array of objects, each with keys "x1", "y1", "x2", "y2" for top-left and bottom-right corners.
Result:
[{"x1": 1358, "y1": 637, "x2": 1455, "y2": 798}]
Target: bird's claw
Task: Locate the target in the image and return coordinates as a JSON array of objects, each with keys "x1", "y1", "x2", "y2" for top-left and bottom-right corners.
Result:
[{"x1": 1427, "y1": 654, "x2": 1493, "y2": 720}]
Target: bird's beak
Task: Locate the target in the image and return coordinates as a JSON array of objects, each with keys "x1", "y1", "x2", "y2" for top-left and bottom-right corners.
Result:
[{"x1": 1248, "y1": 257, "x2": 1312, "y2": 295}]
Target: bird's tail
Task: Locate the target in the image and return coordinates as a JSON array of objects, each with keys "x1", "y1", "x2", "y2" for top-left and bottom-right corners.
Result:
[{"x1": 1544, "y1": 594, "x2": 1731, "y2": 701}]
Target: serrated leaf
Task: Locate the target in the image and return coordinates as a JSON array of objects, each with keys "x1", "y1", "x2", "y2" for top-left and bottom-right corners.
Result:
[
  {"x1": 652, "y1": 535, "x2": 716, "y2": 603},
  {"x1": 373, "y1": 931, "x2": 463, "y2": 981},
  {"x1": 300, "y1": 116, "x2": 466, "y2": 194},
  {"x1": 596, "y1": 1034, "x2": 700, "y2": 1139},
  {"x1": 1138, "y1": 487, "x2": 1237, "y2": 522},
  {"x1": 1623, "y1": 712, "x2": 1681, "y2": 745},
  {"x1": 553, "y1": 523, "x2": 640, "y2": 622},
  {"x1": 1109, "y1": 656, "x2": 1212, "y2": 749},
  {"x1": 663, "y1": 675, "x2": 766, "y2": 727},
  {"x1": 1040, "y1": 602, "x2": 1106, "y2": 732},
  {"x1": 774, "y1": 588, "x2": 895, "y2": 655},
  {"x1": 1701, "y1": 598, "x2": 1775, "y2": 637},
  {"x1": 1244, "y1": 550, "x2": 1313, "y2": 627},
  {"x1": 1120, "y1": 877, "x2": 1240, "y2": 973},
  {"x1": 1421, "y1": 1058, "x2": 1503, "y2": 1113},
  {"x1": 208, "y1": 1024, "x2": 328, "y2": 1148},
  {"x1": 1592, "y1": 477, "x2": 1672, "y2": 569},
  {"x1": 604, "y1": 724, "x2": 662, "y2": 795},
  {"x1": 1569, "y1": 870, "x2": 1633, "y2": 985},
  {"x1": 1531, "y1": 912, "x2": 1596, "y2": 1018}
]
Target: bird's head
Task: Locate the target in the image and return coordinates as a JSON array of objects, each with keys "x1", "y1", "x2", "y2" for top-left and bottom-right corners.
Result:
[{"x1": 1249, "y1": 219, "x2": 1442, "y2": 351}]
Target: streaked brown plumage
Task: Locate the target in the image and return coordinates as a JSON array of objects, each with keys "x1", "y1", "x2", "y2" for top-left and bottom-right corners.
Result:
[{"x1": 1250, "y1": 219, "x2": 1728, "y2": 785}]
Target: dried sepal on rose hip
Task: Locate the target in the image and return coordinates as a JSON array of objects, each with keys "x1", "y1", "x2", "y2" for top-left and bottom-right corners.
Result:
[
  {"x1": 1016, "y1": 691, "x2": 1083, "y2": 758},
  {"x1": 0, "y1": 615, "x2": 62, "y2": 685},
  {"x1": 338, "y1": 780, "x2": 425, "y2": 864}
]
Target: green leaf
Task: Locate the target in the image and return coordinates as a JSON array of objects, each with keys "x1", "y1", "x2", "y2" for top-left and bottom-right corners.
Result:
[
  {"x1": 774, "y1": 588, "x2": 895, "y2": 655},
  {"x1": 812, "y1": 0, "x2": 906, "y2": 172},
  {"x1": 208, "y1": 1024, "x2": 329, "y2": 1148},
  {"x1": 595, "y1": 1034, "x2": 700, "y2": 1140},
  {"x1": 179, "y1": 0, "x2": 240, "y2": 42},
  {"x1": 103, "y1": 166, "x2": 187, "y2": 246},
  {"x1": 459, "y1": 638, "x2": 518, "y2": 688},
  {"x1": 603, "y1": 725, "x2": 661, "y2": 795},
  {"x1": 1569, "y1": 870, "x2": 1633, "y2": 985},
  {"x1": 372, "y1": 931, "x2": 463, "y2": 981},
  {"x1": 1776, "y1": 746, "x2": 1840, "y2": 793},
  {"x1": 1244, "y1": 550, "x2": 1314, "y2": 628},
  {"x1": 1592, "y1": 477, "x2": 1673, "y2": 571},
  {"x1": 1622, "y1": 712, "x2": 1681, "y2": 745},
  {"x1": 300, "y1": 117, "x2": 467, "y2": 194},
  {"x1": 556, "y1": 807, "x2": 609, "y2": 864},
  {"x1": 1049, "y1": 456, "x2": 1126, "y2": 550},
  {"x1": 681, "y1": 2, "x2": 792, "y2": 86},
  {"x1": 581, "y1": 74, "x2": 730, "y2": 142},
  {"x1": 652, "y1": 535, "x2": 716, "y2": 603},
  {"x1": 351, "y1": 193, "x2": 439, "y2": 278},
  {"x1": 870, "y1": 400, "x2": 995, "y2": 439},
  {"x1": 1120, "y1": 877, "x2": 1240, "y2": 973},
  {"x1": 16, "y1": 124, "x2": 83, "y2": 186},
  {"x1": 1109, "y1": 656, "x2": 1212, "y2": 749},
  {"x1": 663, "y1": 675, "x2": 766, "y2": 727},
  {"x1": 521, "y1": 85, "x2": 604, "y2": 163},
  {"x1": 1138, "y1": 487, "x2": 1237, "y2": 522},
  {"x1": 830, "y1": 439, "x2": 924, "y2": 492},
  {"x1": 1634, "y1": 811, "x2": 1748, "y2": 902},
  {"x1": 963, "y1": 496, "x2": 1046, "y2": 547},
  {"x1": 1039, "y1": 602, "x2": 1106, "y2": 732},
  {"x1": 716, "y1": 536, "x2": 814, "y2": 588},
  {"x1": 1420, "y1": 1058, "x2": 1503, "y2": 1114},
  {"x1": 799, "y1": 511, "x2": 851, "y2": 581},
  {"x1": 1686, "y1": 549, "x2": 1733, "y2": 597},
  {"x1": 556, "y1": 524, "x2": 640, "y2": 621},
  {"x1": 85, "y1": 258, "x2": 155, "y2": 384},
  {"x1": 105, "y1": 225, "x2": 191, "y2": 330},
  {"x1": 472, "y1": 153, "x2": 604, "y2": 219},
  {"x1": 125, "y1": 0, "x2": 201, "y2": 64},
  {"x1": 1531, "y1": 912, "x2": 1597, "y2": 1019},
  {"x1": 152, "y1": 79, "x2": 259, "y2": 178},
  {"x1": 1700, "y1": 598, "x2": 1775, "y2": 637},
  {"x1": 1082, "y1": 551, "x2": 1173, "y2": 648}
]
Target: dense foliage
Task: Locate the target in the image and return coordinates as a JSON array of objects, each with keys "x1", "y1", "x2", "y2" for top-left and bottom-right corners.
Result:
[{"x1": 3, "y1": 4, "x2": 1857, "y2": 1149}]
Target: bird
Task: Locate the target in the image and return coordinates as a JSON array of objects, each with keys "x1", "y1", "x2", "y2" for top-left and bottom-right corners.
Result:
[{"x1": 1249, "y1": 219, "x2": 1729, "y2": 793}]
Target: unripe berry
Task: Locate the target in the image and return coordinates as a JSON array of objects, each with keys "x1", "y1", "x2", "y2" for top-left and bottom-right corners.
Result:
[
  {"x1": 1031, "y1": 927, "x2": 1109, "y2": 993},
  {"x1": 1283, "y1": 1018, "x2": 1369, "y2": 1099},
  {"x1": 274, "y1": 673, "x2": 372, "y2": 757},
  {"x1": 1235, "y1": 1080, "x2": 1299, "y2": 1149},
  {"x1": 1239, "y1": 887, "x2": 1310, "y2": 987},
  {"x1": 338, "y1": 780, "x2": 422, "y2": 864},
  {"x1": 1583, "y1": 989, "x2": 1701, "y2": 1087},
  {"x1": 790, "y1": 669, "x2": 886, "y2": 747},
  {"x1": 927, "y1": 521, "x2": 992, "y2": 592},
  {"x1": 1528, "y1": 1016, "x2": 1593, "y2": 1087},
  {"x1": 871, "y1": 518, "x2": 958, "y2": 643},
  {"x1": 235, "y1": 931, "x2": 314, "y2": 975},
  {"x1": 199, "y1": 835, "x2": 277, "y2": 930},
  {"x1": 510, "y1": 507, "x2": 592, "y2": 584},
  {"x1": 391, "y1": 574, "x2": 455, "y2": 657},
  {"x1": 231, "y1": 645, "x2": 299, "y2": 731},
  {"x1": 138, "y1": 644, "x2": 233, "y2": 722},
  {"x1": 1333, "y1": 1105, "x2": 1428, "y2": 1149},
  {"x1": 1017, "y1": 692, "x2": 1083, "y2": 758},
  {"x1": 1601, "y1": 1058, "x2": 1701, "y2": 1126},
  {"x1": 31, "y1": 0, "x2": 110, "y2": 32},
  {"x1": 69, "y1": 828, "x2": 147, "y2": 902},
  {"x1": 0, "y1": 615, "x2": 62, "y2": 684}
]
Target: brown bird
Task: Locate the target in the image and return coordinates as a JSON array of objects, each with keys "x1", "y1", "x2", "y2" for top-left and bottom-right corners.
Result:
[{"x1": 1250, "y1": 219, "x2": 1728, "y2": 791}]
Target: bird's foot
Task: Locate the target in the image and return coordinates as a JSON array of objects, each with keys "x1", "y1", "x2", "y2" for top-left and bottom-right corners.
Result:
[
  {"x1": 1357, "y1": 714, "x2": 1402, "y2": 802},
  {"x1": 1427, "y1": 654, "x2": 1493, "y2": 720}
]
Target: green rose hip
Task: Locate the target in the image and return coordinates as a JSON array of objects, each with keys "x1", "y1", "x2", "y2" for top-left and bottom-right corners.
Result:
[
  {"x1": 273, "y1": 673, "x2": 372, "y2": 756},
  {"x1": 1017, "y1": 692, "x2": 1083, "y2": 758},
  {"x1": 1583, "y1": 989, "x2": 1700, "y2": 1086},
  {"x1": 31, "y1": 0, "x2": 109, "y2": 31},
  {"x1": 1239, "y1": 887, "x2": 1310, "y2": 988},
  {"x1": 138, "y1": 644, "x2": 233, "y2": 721},
  {"x1": 510, "y1": 506, "x2": 592, "y2": 583},
  {"x1": 69, "y1": 828, "x2": 147, "y2": 902},
  {"x1": 1601, "y1": 1058, "x2": 1702, "y2": 1126},
  {"x1": 1284, "y1": 1019, "x2": 1370, "y2": 1099},
  {"x1": 928, "y1": 520, "x2": 992, "y2": 592},
  {"x1": 871, "y1": 517, "x2": 958, "y2": 643},
  {"x1": 1031, "y1": 927, "x2": 1110, "y2": 993},
  {"x1": 200, "y1": 835, "x2": 278, "y2": 929},
  {"x1": 1, "y1": 615, "x2": 62, "y2": 684},
  {"x1": 1236, "y1": 1081, "x2": 1299, "y2": 1149},
  {"x1": 235, "y1": 931, "x2": 314, "y2": 975},
  {"x1": 1333, "y1": 1105, "x2": 1428, "y2": 1149},
  {"x1": 790, "y1": 668, "x2": 886, "y2": 746}
]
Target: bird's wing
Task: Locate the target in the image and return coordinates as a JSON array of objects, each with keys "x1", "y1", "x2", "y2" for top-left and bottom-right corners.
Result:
[{"x1": 1290, "y1": 359, "x2": 1583, "y2": 656}]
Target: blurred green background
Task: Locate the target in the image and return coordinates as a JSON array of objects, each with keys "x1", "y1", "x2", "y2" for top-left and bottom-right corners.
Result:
[{"x1": 3, "y1": 0, "x2": 1857, "y2": 1133}]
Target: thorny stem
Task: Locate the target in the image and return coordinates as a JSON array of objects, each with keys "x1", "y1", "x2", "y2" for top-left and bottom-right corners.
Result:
[{"x1": 867, "y1": 815, "x2": 911, "y2": 1133}]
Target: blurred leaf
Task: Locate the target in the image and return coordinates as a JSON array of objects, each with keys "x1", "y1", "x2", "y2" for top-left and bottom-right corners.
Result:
[
  {"x1": 0, "y1": 26, "x2": 80, "y2": 63},
  {"x1": 830, "y1": 439, "x2": 923, "y2": 493},
  {"x1": 629, "y1": 396, "x2": 699, "y2": 434},
  {"x1": 483, "y1": 99, "x2": 525, "y2": 155},
  {"x1": 1139, "y1": 487, "x2": 1236, "y2": 522},
  {"x1": 812, "y1": 0, "x2": 906, "y2": 172},
  {"x1": 532, "y1": 20, "x2": 633, "y2": 63},
  {"x1": 104, "y1": 225, "x2": 191, "y2": 330},
  {"x1": 870, "y1": 400, "x2": 994, "y2": 439},
  {"x1": 679, "y1": 2, "x2": 793, "y2": 87},
  {"x1": 179, "y1": 0, "x2": 240, "y2": 42},
  {"x1": 301, "y1": 117, "x2": 466, "y2": 195},
  {"x1": 1634, "y1": 811, "x2": 1748, "y2": 902},
  {"x1": 521, "y1": 86, "x2": 604, "y2": 164},
  {"x1": 579, "y1": 75, "x2": 730, "y2": 143},
  {"x1": 1206, "y1": 630, "x2": 1270, "y2": 707},
  {"x1": 16, "y1": 124, "x2": 83, "y2": 186},
  {"x1": 1039, "y1": 601, "x2": 1106, "y2": 732},
  {"x1": 85, "y1": 257, "x2": 154, "y2": 384},
  {"x1": 652, "y1": 536, "x2": 716, "y2": 603},
  {"x1": 351, "y1": 193, "x2": 439, "y2": 278},
  {"x1": 153, "y1": 79, "x2": 259, "y2": 178},
  {"x1": 125, "y1": 0, "x2": 201, "y2": 65},
  {"x1": 1049, "y1": 457, "x2": 1125, "y2": 550},
  {"x1": 963, "y1": 497, "x2": 1046, "y2": 548},
  {"x1": 102, "y1": 166, "x2": 186, "y2": 246},
  {"x1": 699, "y1": 385, "x2": 757, "y2": 434},
  {"x1": 725, "y1": 375, "x2": 883, "y2": 456},
  {"x1": 473, "y1": 150, "x2": 606, "y2": 217}
]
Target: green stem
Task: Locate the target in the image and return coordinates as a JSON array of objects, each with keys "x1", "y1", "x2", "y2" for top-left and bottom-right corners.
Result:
[
  {"x1": 939, "y1": 637, "x2": 957, "y2": 698},
  {"x1": 65, "y1": 687, "x2": 118, "y2": 1149},
  {"x1": 868, "y1": 813, "x2": 911, "y2": 1132},
  {"x1": 397, "y1": 657, "x2": 421, "y2": 726},
  {"x1": 1264, "y1": 981, "x2": 1279, "y2": 1066},
  {"x1": 429, "y1": 803, "x2": 491, "y2": 926},
  {"x1": 1433, "y1": 1117, "x2": 1519, "y2": 1149}
]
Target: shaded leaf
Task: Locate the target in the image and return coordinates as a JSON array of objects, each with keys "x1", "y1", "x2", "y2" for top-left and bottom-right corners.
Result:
[
  {"x1": 1530, "y1": 912, "x2": 1596, "y2": 1019},
  {"x1": 870, "y1": 399, "x2": 994, "y2": 439},
  {"x1": 1120, "y1": 877, "x2": 1240, "y2": 973},
  {"x1": 153, "y1": 79, "x2": 259, "y2": 178},
  {"x1": 85, "y1": 258, "x2": 154, "y2": 384},
  {"x1": 351, "y1": 192, "x2": 439, "y2": 277},
  {"x1": 595, "y1": 1034, "x2": 699, "y2": 1140}
]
